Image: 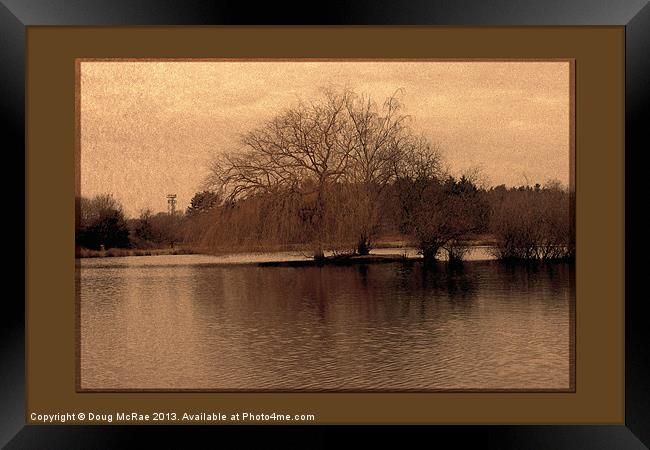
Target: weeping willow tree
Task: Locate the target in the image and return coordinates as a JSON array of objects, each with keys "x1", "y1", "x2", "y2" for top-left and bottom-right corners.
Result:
[{"x1": 201, "y1": 88, "x2": 427, "y2": 259}]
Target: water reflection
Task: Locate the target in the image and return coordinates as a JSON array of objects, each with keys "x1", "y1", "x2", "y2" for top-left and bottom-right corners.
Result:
[{"x1": 80, "y1": 256, "x2": 574, "y2": 390}]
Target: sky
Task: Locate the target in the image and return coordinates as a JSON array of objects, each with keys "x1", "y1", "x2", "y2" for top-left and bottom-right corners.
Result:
[{"x1": 79, "y1": 60, "x2": 571, "y2": 218}]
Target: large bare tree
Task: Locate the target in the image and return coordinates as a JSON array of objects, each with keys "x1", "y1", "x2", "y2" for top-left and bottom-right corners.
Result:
[{"x1": 204, "y1": 88, "x2": 455, "y2": 261}]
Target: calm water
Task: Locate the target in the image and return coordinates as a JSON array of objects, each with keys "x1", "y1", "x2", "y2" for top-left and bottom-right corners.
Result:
[{"x1": 79, "y1": 253, "x2": 574, "y2": 390}]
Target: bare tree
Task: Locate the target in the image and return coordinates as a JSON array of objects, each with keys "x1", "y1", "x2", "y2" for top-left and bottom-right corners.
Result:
[
  {"x1": 205, "y1": 89, "x2": 367, "y2": 258},
  {"x1": 440, "y1": 173, "x2": 489, "y2": 262},
  {"x1": 391, "y1": 136, "x2": 449, "y2": 262}
]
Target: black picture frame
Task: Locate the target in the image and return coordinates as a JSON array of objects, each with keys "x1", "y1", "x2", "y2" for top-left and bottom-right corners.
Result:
[{"x1": 5, "y1": 0, "x2": 648, "y2": 447}]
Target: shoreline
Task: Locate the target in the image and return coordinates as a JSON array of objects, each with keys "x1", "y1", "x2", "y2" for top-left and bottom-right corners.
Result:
[
  {"x1": 258, "y1": 253, "x2": 415, "y2": 267},
  {"x1": 76, "y1": 246, "x2": 573, "y2": 268},
  {"x1": 76, "y1": 237, "x2": 497, "y2": 259}
]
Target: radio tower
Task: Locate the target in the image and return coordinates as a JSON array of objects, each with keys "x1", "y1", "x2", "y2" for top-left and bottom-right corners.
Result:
[{"x1": 166, "y1": 194, "x2": 177, "y2": 216}]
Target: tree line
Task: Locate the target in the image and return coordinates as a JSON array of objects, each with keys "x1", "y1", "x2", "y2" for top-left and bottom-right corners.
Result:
[{"x1": 76, "y1": 88, "x2": 574, "y2": 263}]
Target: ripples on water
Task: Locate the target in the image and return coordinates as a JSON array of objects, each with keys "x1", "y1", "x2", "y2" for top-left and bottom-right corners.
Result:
[{"x1": 79, "y1": 254, "x2": 574, "y2": 391}]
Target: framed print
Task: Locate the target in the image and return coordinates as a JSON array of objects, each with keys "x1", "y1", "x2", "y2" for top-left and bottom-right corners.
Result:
[{"x1": 7, "y1": 0, "x2": 650, "y2": 447}]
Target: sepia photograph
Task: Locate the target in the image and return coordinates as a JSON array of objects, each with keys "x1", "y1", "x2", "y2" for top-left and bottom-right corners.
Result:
[{"x1": 76, "y1": 59, "x2": 575, "y2": 391}]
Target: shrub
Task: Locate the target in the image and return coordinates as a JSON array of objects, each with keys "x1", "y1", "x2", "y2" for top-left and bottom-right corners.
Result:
[{"x1": 490, "y1": 187, "x2": 573, "y2": 261}]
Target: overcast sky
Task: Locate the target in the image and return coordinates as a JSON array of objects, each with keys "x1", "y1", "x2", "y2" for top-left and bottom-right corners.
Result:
[{"x1": 80, "y1": 60, "x2": 571, "y2": 217}]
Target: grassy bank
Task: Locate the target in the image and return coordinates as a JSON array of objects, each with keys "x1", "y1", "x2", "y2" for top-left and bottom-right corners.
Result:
[{"x1": 76, "y1": 247, "x2": 200, "y2": 258}]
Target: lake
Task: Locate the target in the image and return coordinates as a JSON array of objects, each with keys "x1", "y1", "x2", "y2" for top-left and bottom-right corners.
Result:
[{"x1": 78, "y1": 251, "x2": 574, "y2": 391}]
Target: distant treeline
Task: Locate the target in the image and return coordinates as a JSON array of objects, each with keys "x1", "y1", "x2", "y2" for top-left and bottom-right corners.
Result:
[
  {"x1": 76, "y1": 180, "x2": 573, "y2": 263},
  {"x1": 76, "y1": 194, "x2": 184, "y2": 253},
  {"x1": 182, "y1": 181, "x2": 574, "y2": 263},
  {"x1": 76, "y1": 88, "x2": 574, "y2": 263}
]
